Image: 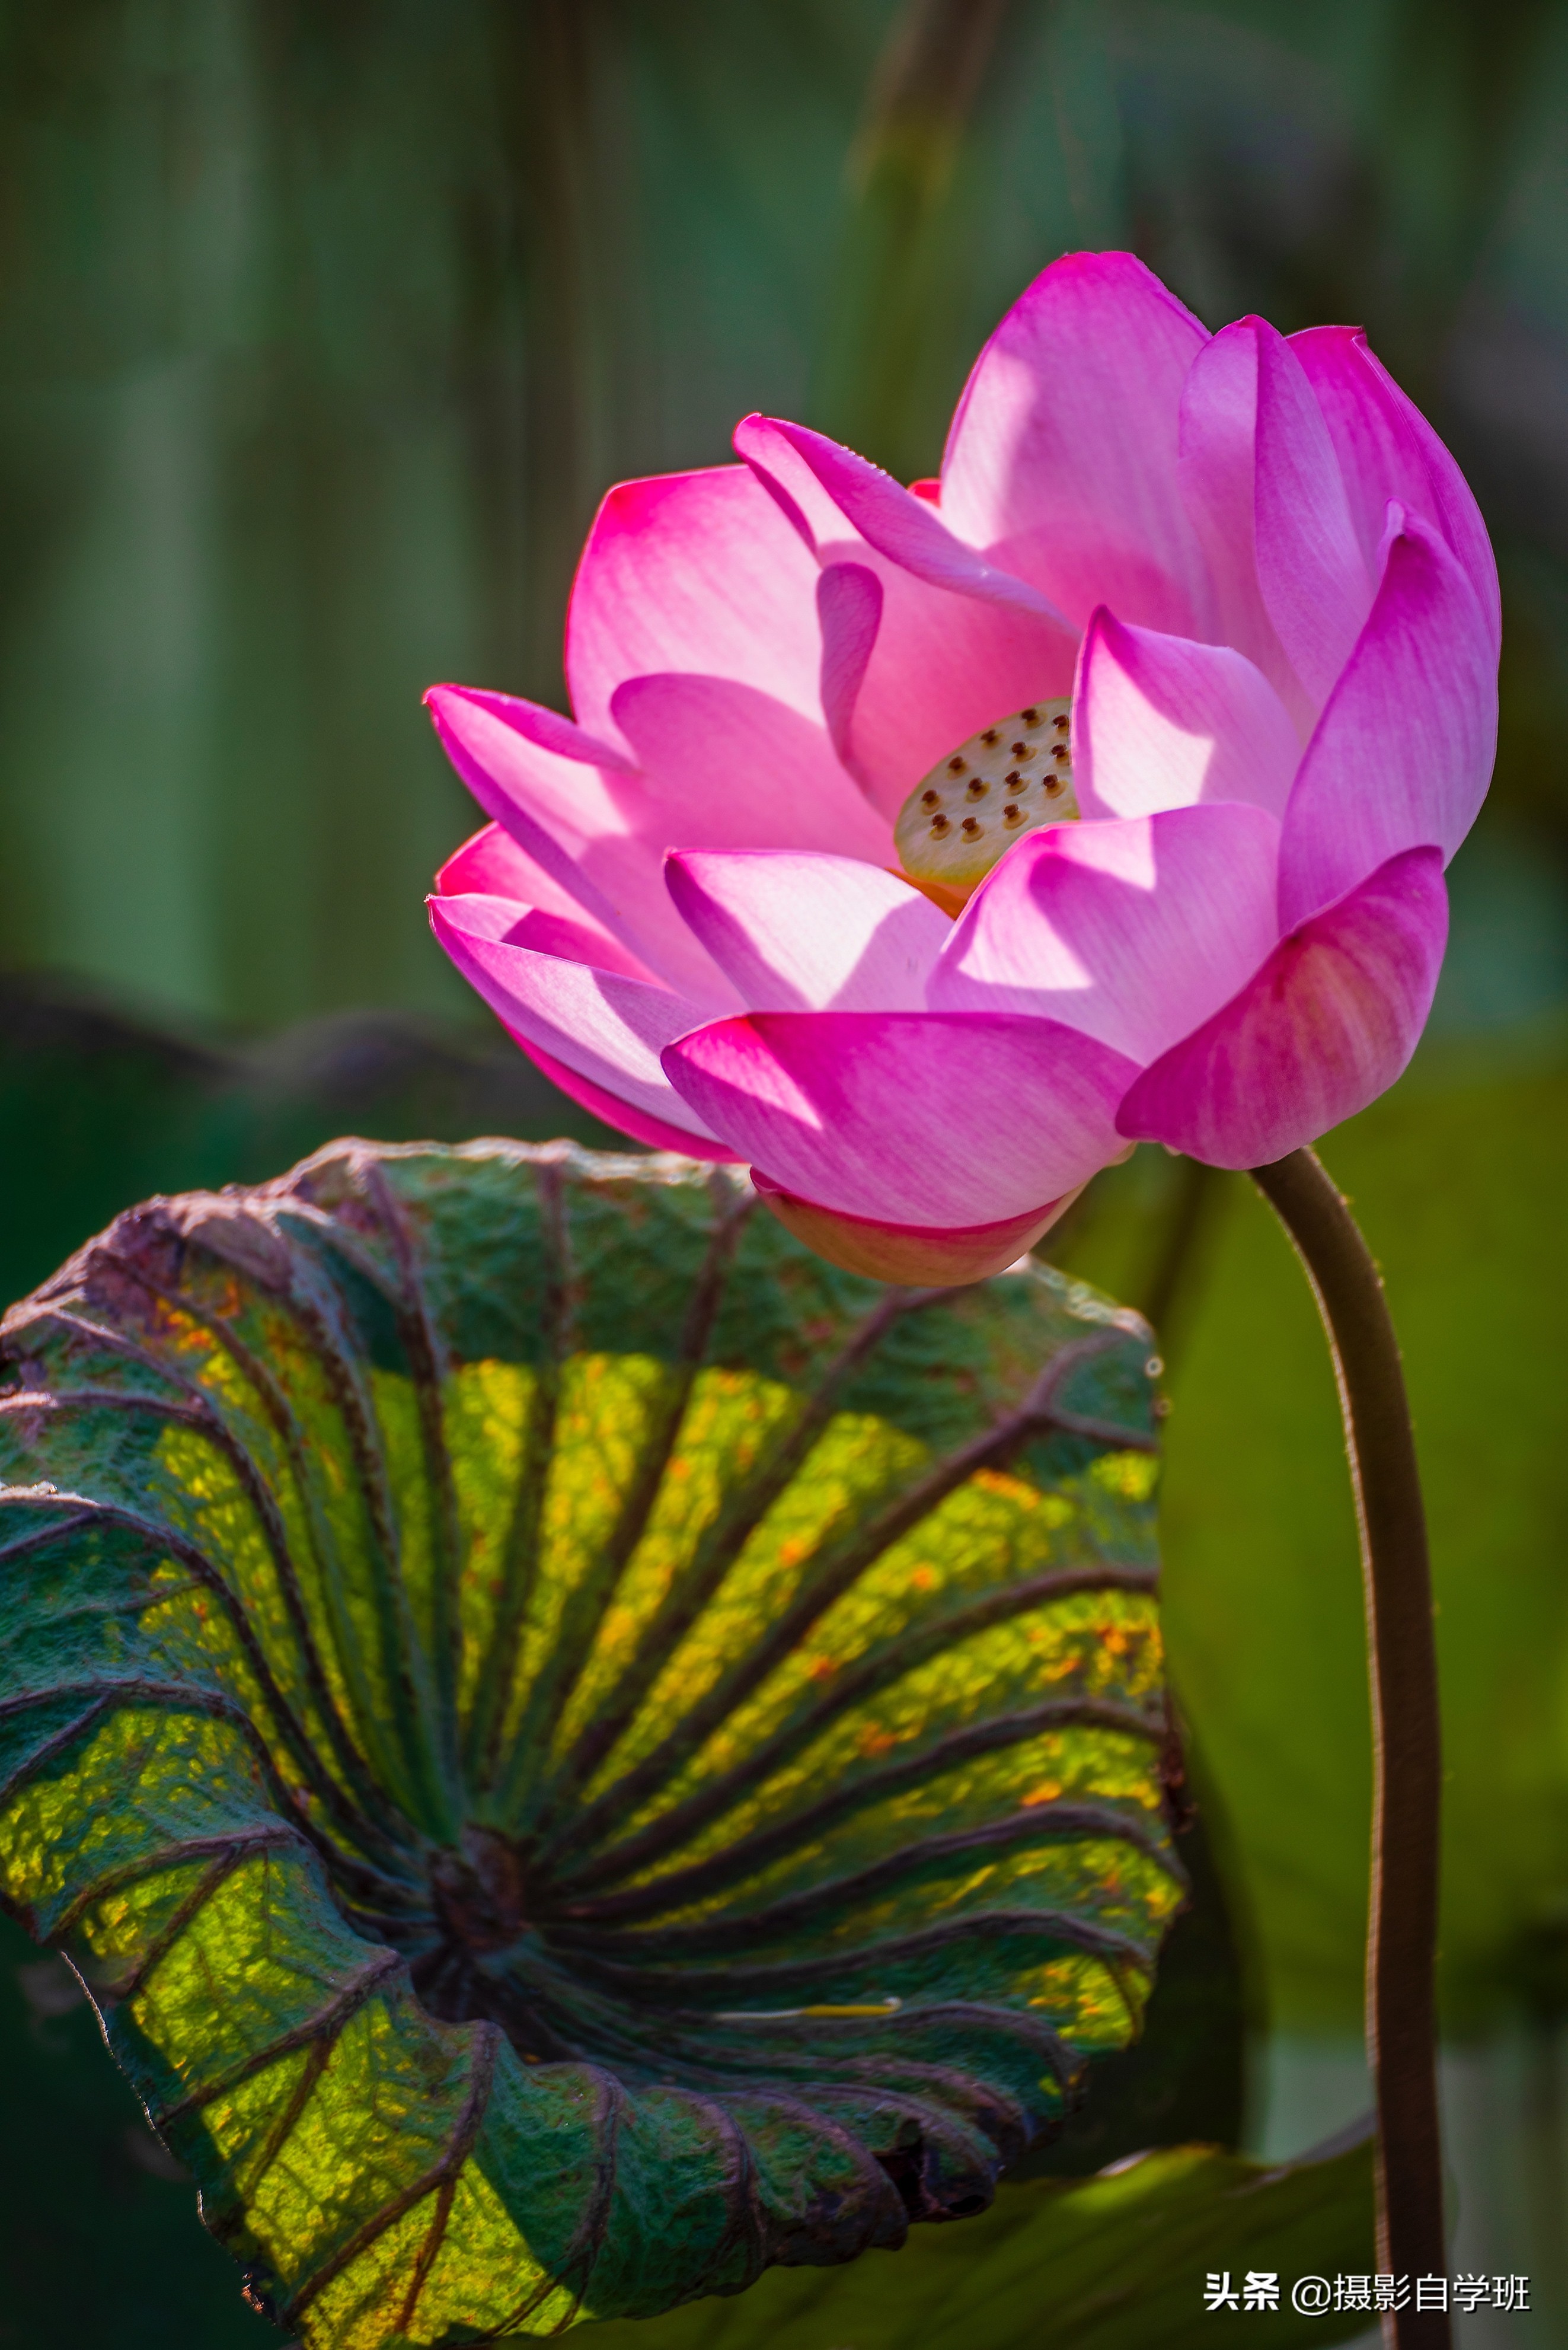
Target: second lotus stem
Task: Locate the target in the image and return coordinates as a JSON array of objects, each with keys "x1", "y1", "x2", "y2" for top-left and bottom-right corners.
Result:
[{"x1": 1249, "y1": 1146, "x2": 1448, "y2": 2350}]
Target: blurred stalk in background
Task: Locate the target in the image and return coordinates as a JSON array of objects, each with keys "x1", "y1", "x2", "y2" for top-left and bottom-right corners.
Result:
[
  {"x1": 2, "y1": 1, "x2": 1568, "y2": 2339},
  {"x1": 813, "y1": 0, "x2": 1008, "y2": 470}
]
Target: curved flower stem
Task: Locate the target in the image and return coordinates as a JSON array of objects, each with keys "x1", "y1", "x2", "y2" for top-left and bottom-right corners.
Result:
[{"x1": 1249, "y1": 1147, "x2": 1448, "y2": 2348}]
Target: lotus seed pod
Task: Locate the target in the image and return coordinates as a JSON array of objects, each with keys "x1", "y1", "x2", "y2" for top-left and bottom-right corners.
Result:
[{"x1": 894, "y1": 702, "x2": 1078, "y2": 904}]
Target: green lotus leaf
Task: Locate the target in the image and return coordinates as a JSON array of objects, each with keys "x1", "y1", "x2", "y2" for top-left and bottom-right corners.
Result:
[
  {"x1": 0, "y1": 1140, "x2": 1175, "y2": 2346},
  {"x1": 582, "y1": 2126, "x2": 1378, "y2": 2350}
]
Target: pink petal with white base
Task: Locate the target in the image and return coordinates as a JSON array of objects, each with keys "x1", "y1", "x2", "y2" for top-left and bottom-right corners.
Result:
[
  {"x1": 426, "y1": 684, "x2": 737, "y2": 1006},
  {"x1": 1178, "y1": 323, "x2": 1308, "y2": 725},
  {"x1": 734, "y1": 415, "x2": 1065, "y2": 621},
  {"x1": 565, "y1": 464, "x2": 828, "y2": 749},
  {"x1": 938, "y1": 251, "x2": 1214, "y2": 639},
  {"x1": 430, "y1": 895, "x2": 727, "y2": 1153},
  {"x1": 609, "y1": 671, "x2": 891, "y2": 863},
  {"x1": 664, "y1": 1009, "x2": 1136, "y2": 1226},
  {"x1": 1251, "y1": 321, "x2": 1375, "y2": 710},
  {"x1": 736, "y1": 414, "x2": 1076, "y2": 819},
  {"x1": 1291, "y1": 326, "x2": 1500, "y2": 652},
  {"x1": 810, "y1": 551, "x2": 1064, "y2": 822},
  {"x1": 665, "y1": 852, "x2": 951, "y2": 1012},
  {"x1": 1116, "y1": 846, "x2": 1448, "y2": 1168},
  {"x1": 1073, "y1": 608, "x2": 1301, "y2": 822},
  {"x1": 844, "y1": 556, "x2": 1078, "y2": 821},
  {"x1": 933, "y1": 802, "x2": 1282, "y2": 1064},
  {"x1": 1278, "y1": 509, "x2": 1497, "y2": 929}
]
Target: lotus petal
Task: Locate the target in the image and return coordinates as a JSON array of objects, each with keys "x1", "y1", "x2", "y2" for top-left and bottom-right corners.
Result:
[
  {"x1": 1116, "y1": 847, "x2": 1448, "y2": 1168},
  {"x1": 665, "y1": 1010, "x2": 1136, "y2": 1226},
  {"x1": 938, "y1": 253, "x2": 1213, "y2": 640}
]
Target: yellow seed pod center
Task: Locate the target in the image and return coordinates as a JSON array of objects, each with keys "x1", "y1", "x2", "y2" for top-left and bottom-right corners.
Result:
[{"x1": 893, "y1": 700, "x2": 1078, "y2": 905}]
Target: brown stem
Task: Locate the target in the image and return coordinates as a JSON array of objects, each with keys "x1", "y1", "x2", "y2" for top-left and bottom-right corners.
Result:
[{"x1": 1249, "y1": 1147, "x2": 1448, "y2": 2349}]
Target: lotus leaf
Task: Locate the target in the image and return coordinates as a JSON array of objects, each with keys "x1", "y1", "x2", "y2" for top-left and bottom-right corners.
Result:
[
  {"x1": 583, "y1": 2126, "x2": 1378, "y2": 2350},
  {"x1": 0, "y1": 1140, "x2": 1174, "y2": 2344}
]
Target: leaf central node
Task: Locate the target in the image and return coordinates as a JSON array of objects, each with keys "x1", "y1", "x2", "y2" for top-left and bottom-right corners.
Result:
[{"x1": 429, "y1": 1826, "x2": 529, "y2": 1955}]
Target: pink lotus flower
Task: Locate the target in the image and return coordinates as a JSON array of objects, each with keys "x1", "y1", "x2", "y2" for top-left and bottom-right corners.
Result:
[{"x1": 427, "y1": 253, "x2": 1497, "y2": 1284}]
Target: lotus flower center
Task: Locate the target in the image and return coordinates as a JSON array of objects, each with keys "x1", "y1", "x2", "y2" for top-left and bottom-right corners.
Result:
[{"x1": 893, "y1": 699, "x2": 1077, "y2": 906}]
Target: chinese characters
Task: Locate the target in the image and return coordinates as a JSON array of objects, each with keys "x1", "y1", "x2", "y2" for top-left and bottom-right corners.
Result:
[{"x1": 1203, "y1": 2274, "x2": 1530, "y2": 2316}]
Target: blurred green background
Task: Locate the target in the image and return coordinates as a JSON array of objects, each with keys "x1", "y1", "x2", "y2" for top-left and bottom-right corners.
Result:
[{"x1": 1, "y1": 0, "x2": 1566, "y2": 2339}]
